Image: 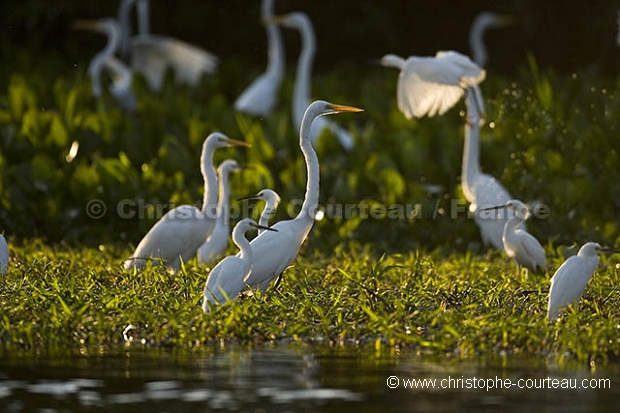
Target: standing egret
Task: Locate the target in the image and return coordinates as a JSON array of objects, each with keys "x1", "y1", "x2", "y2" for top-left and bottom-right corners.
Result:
[
  {"x1": 238, "y1": 189, "x2": 281, "y2": 235},
  {"x1": 202, "y1": 218, "x2": 276, "y2": 311},
  {"x1": 197, "y1": 160, "x2": 244, "y2": 265},
  {"x1": 0, "y1": 234, "x2": 8, "y2": 274},
  {"x1": 118, "y1": 0, "x2": 219, "y2": 92},
  {"x1": 482, "y1": 199, "x2": 546, "y2": 274},
  {"x1": 124, "y1": 133, "x2": 250, "y2": 272},
  {"x1": 469, "y1": 12, "x2": 515, "y2": 67},
  {"x1": 270, "y1": 12, "x2": 356, "y2": 150},
  {"x1": 241, "y1": 100, "x2": 363, "y2": 292},
  {"x1": 381, "y1": 51, "x2": 515, "y2": 249},
  {"x1": 234, "y1": 0, "x2": 285, "y2": 116},
  {"x1": 547, "y1": 242, "x2": 620, "y2": 321},
  {"x1": 73, "y1": 19, "x2": 137, "y2": 111}
]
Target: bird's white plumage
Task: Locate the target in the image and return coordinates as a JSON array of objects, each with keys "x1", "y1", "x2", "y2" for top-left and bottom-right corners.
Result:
[
  {"x1": 547, "y1": 242, "x2": 607, "y2": 321},
  {"x1": 0, "y1": 234, "x2": 8, "y2": 274},
  {"x1": 118, "y1": 0, "x2": 218, "y2": 92},
  {"x1": 274, "y1": 12, "x2": 355, "y2": 150},
  {"x1": 124, "y1": 133, "x2": 248, "y2": 272},
  {"x1": 240, "y1": 189, "x2": 281, "y2": 235},
  {"x1": 202, "y1": 218, "x2": 270, "y2": 311},
  {"x1": 197, "y1": 160, "x2": 243, "y2": 265},
  {"x1": 234, "y1": 0, "x2": 285, "y2": 116},
  {"x1": 241, "y1": 100, "x2": 362, "y2": 291},
  {"x1": 380, "y1": 51, "x2": 486, "y2": 119}
]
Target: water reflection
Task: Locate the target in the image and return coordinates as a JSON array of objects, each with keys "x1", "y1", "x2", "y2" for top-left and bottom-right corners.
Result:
[{"x1": 0, "y1": 346, "x2": 617, "y2": 412}]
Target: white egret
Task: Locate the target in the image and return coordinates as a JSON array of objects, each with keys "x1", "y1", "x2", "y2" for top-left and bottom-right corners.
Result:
[
  {"x1": 381, "y1": 51, "x2": 515, "y2": 249},
  {"x1": 202, "y1": 218, "x2": 276, "y2": 311},
  {"x1": 241, "y1": 100, "x2": 363, "y2": 292},
  {"x1": 238, "y1": 189, "x2": 281, "y2": 235},
  {"x1": 234, "y1": 0, "x2": 285, "y2": 116},
  {"x1": 271, "y1": 12, "x2": 356, "y2": 150},
  {"x1": 124, "y1": 133, "x2": 250, "y2": 272},
  {"x1": 0, "y1": 234, "x2": 8, "y2": 274},
  {"x1": 469, "y1": 12, "x2": 515, "y2": 67},
  {"x1": 73, "y1": 19, "x2": 137, "y2": 111},
  {"x1": 197, "y1": 160, "x2": 244, "y2": 265},
  {"x1": 118, "y1": 0, "x2": 219, "y2": 92},
  {"x1": 482, "y1": 199, "x2": 546, "y2": 274},
  {"x1": 547, "y1": 242, "x2": 620, "y2": 321}
]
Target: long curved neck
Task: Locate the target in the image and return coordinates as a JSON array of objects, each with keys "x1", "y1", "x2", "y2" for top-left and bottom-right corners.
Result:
[
  {"x1": 462, "y1": 86, "x2": 483, "y2": 200},
  {"x1": 263, "y1": 0, "x2": 284, "y2": 80},
  {"x1": 215, "y1": 169, "x2": 231, "y2": 222},
  {"x1": 136, "y1": 0, "x2": 151, "y2": 35},
  {"x1": 200, "y1": 145, "x2": 218, "y2": 211},
  {"x1": 298, "y1": 117, "x2": 320, "y2": 223},
  {"x1": 292, "y1": 18, "x2": 316, "y2": 131},
  {"x1": 234, "y1": 229, "x2": 253, "y2": 268},
  {"x1": 89, "y1": 23, "x2": 120, "y2": 96},
  {"x1": 118, "y1": 0, "x2": 135, "y2": 56},
  {"x1": 469, "y1": 21, "x2": 488, "y2": 67},
  {"x1": 259, "y1": 202, "x2": 275, "y2": 228}
]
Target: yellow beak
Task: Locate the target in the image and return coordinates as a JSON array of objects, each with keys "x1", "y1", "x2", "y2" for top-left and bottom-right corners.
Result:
[{"x1": 328, "y1": 104, "x2": 364, "y2": 113}]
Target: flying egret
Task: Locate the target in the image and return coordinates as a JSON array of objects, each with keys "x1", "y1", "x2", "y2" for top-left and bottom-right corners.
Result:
[
  {"x1": 270, "y1": 12, "x2": 356, "y2": 150},
  {"x1": 197, "y1": 160, "x2": 244, "y2": 265},
  {"x1": 234, "y1": 0, "x2": 285, "y2": 116},
  {"x1": 202, "y1": 218, "x2": 276, "y2": 311},
  {"x1": 240, "y1": 100, "x2": 363, "y2": 292},
  {"x1": 73, "y1": 19, "x2": 137, "y2": 111},
  {"x1": 238, "y1": 189, "x2": 281, "y2": 235},
  {"x1": 118, "y1": 0, "x2": 219, "y2": 92},
  {"x1": 547, "y1": 242, "x2": 620, "y2": 321},
  {"x1": 0, "y1": 234, "x2": 8, "y2": 274},
  {"x1": 469, "y1": 11, "x2": 515, "y2": 67},
  {"x1": 124, "y1": 133, "x2": 250, "y2": 272},
  {"x1": 482, "y1": 199, "x2": 546, "y2": 274},
  {"x1": 381, "y1": 51, "x2": 516, "y2": 249}
]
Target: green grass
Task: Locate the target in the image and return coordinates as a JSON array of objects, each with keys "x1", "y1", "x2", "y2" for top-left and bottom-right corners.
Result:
[{"x1": 1, "y1": 240, "x2": 619, "y2": 362}]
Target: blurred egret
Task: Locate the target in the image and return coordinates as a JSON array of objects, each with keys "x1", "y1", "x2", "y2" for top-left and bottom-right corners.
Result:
[
  {"x1": 0, "y1": 234, "x2": 8, "y2": 274},
  {"x1": 197, "y1": 160, "x2": 244, "y2": 265},
  {"x1": 234, "y1": 0, "x2": 285, "y2": 116},
  {"x1": 469, "y1": 12, "x2": 516, "y2": 67},
  {"x1": 73, "y1": 18, "x2": 137, "y2": 111},
  {"x1": 238, "y1": 189, "x2": 281, "y2": 235},
  {"x1": 118, "y1": 0, "x2": 219, "y2": 92},
  {"x1": 202, "y1": 218, "x2": 276, "y2": 311},
  {"x1": 270, "y1": 12, "x2": 356, "y2": 150},
  {"x1": 124, "y1": 133, "x2": 250, "y2": 272},
  {"x1": 241, "y1": 100, "x2": 363, "y2": 291},
  {"x1": 482, "y1": 199, "x2": 546, "y2": 274},
  {"x1": 547, "y1": 242, "x2": 620, "y2": 321}
]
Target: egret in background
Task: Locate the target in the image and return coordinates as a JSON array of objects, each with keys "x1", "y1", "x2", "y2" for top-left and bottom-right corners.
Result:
[
  {"x1": 73, "y1": 19, "x2": 137, "y2": 111},
  {"x1": 241, "y1": 100, "x2": 363, "y2": 292},
  {"x1": 234, "y1": 0, "x2": 285, "y2": 116},
  {"x1": 0, "y1": 234, "x2": 8, "y2": 274},
  {"x1": 124, "y1": 133, "x2": 250, "y2": 272},
  {"x1": 197, "y1": 160, "x2": 244, "y2": 265},
  {"x1": 547, "y1": 242, "x2": 620, "y2": 321},
  {"x1": 270, "y1": 12, "x2": 356, "y2": 150},
  {"x1": 202, "y1": 218, "x2": 276, "y2": 311},
  {"x1": 469, "y1": 11, "x2": 516, "y2": 67},
  {"x1": 118, "y1": 0, "x2": 219, "y2": 92},
  {"x1": 238, "y1": 189, "x2": 281, "y2": 235},
  {"x1": 482, "y1": 199, "x2": 546, "y2": 274}
]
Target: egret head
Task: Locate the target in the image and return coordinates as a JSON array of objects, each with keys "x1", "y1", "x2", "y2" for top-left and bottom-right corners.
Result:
[
  {"x1": 473, "y1": 12, "x2": 517, "y2": 31},
  {"x1": 234, "y1": 218, "x2": 277, "y2": 235},
  {"x1": 304, "y1": 100, "x2": 363, "y2": 121},
  {"x1": 72, "y1": 18, "x2": 118, "y2": 35},
  {"x1": 265, "y1": 11, "x2": 310, "y2": 29},
  {"x1": 577, "y1": 242, "x2": 620, "y2": 257},
  {"x1": 379, "y1": 54, "x2": 405, "y2": 69},
  {"x1": 203, "y1": 132, "x2": 251, "y2": 151},
  {"x1": 217, "y1": 159, "x2": 243, "y2": 176},
  {"x1": 504, "y1": 199, "x2": 530, "y2": 220}
]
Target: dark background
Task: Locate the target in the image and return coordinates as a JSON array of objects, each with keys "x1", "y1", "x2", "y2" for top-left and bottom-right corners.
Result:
[{"x1": 1, "y1": 0, "x2": 619, "y2": 77}]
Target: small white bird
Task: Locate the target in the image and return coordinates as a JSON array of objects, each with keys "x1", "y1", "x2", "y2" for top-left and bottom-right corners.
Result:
[
  {"x1": 270, "y1": 12, "x2": 356, "y2": 150},
  {"x1": 547, "y1": 242, "x2": 620, "y2": 321},
  {"x1": 202, "y1": 218, "x2": 276, "y2": 311},
  {"x1": 73, "y1": 18, "x2": 137, "y2": 111},
  {"x1": 482, "y1": 199, "x2": 546, "y2": 274},
  {"x1": 118, "y1": 0, "x2": 219, "y2": 92},
  {"x1": 237, "y1": 189, "x2": 281, "y2": 235},
  {"x1": 0, "y1": 234, "x2": 8, "y2": 274},
  {"x1": 197, "y1": 160, "x2": 244, "y2": 265},
  {"x1": 240, "y1": 100, "x2": 363, "y2": 292},
  {"x1": 469, "y1": 11, "x2": 515, "y2": 67},
  {"x1": 234, "y1": 0, "x2": 285, "y2": 116},
  {"x1": 124, "y1": 133, "x2": 249, "y2": 272}
]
